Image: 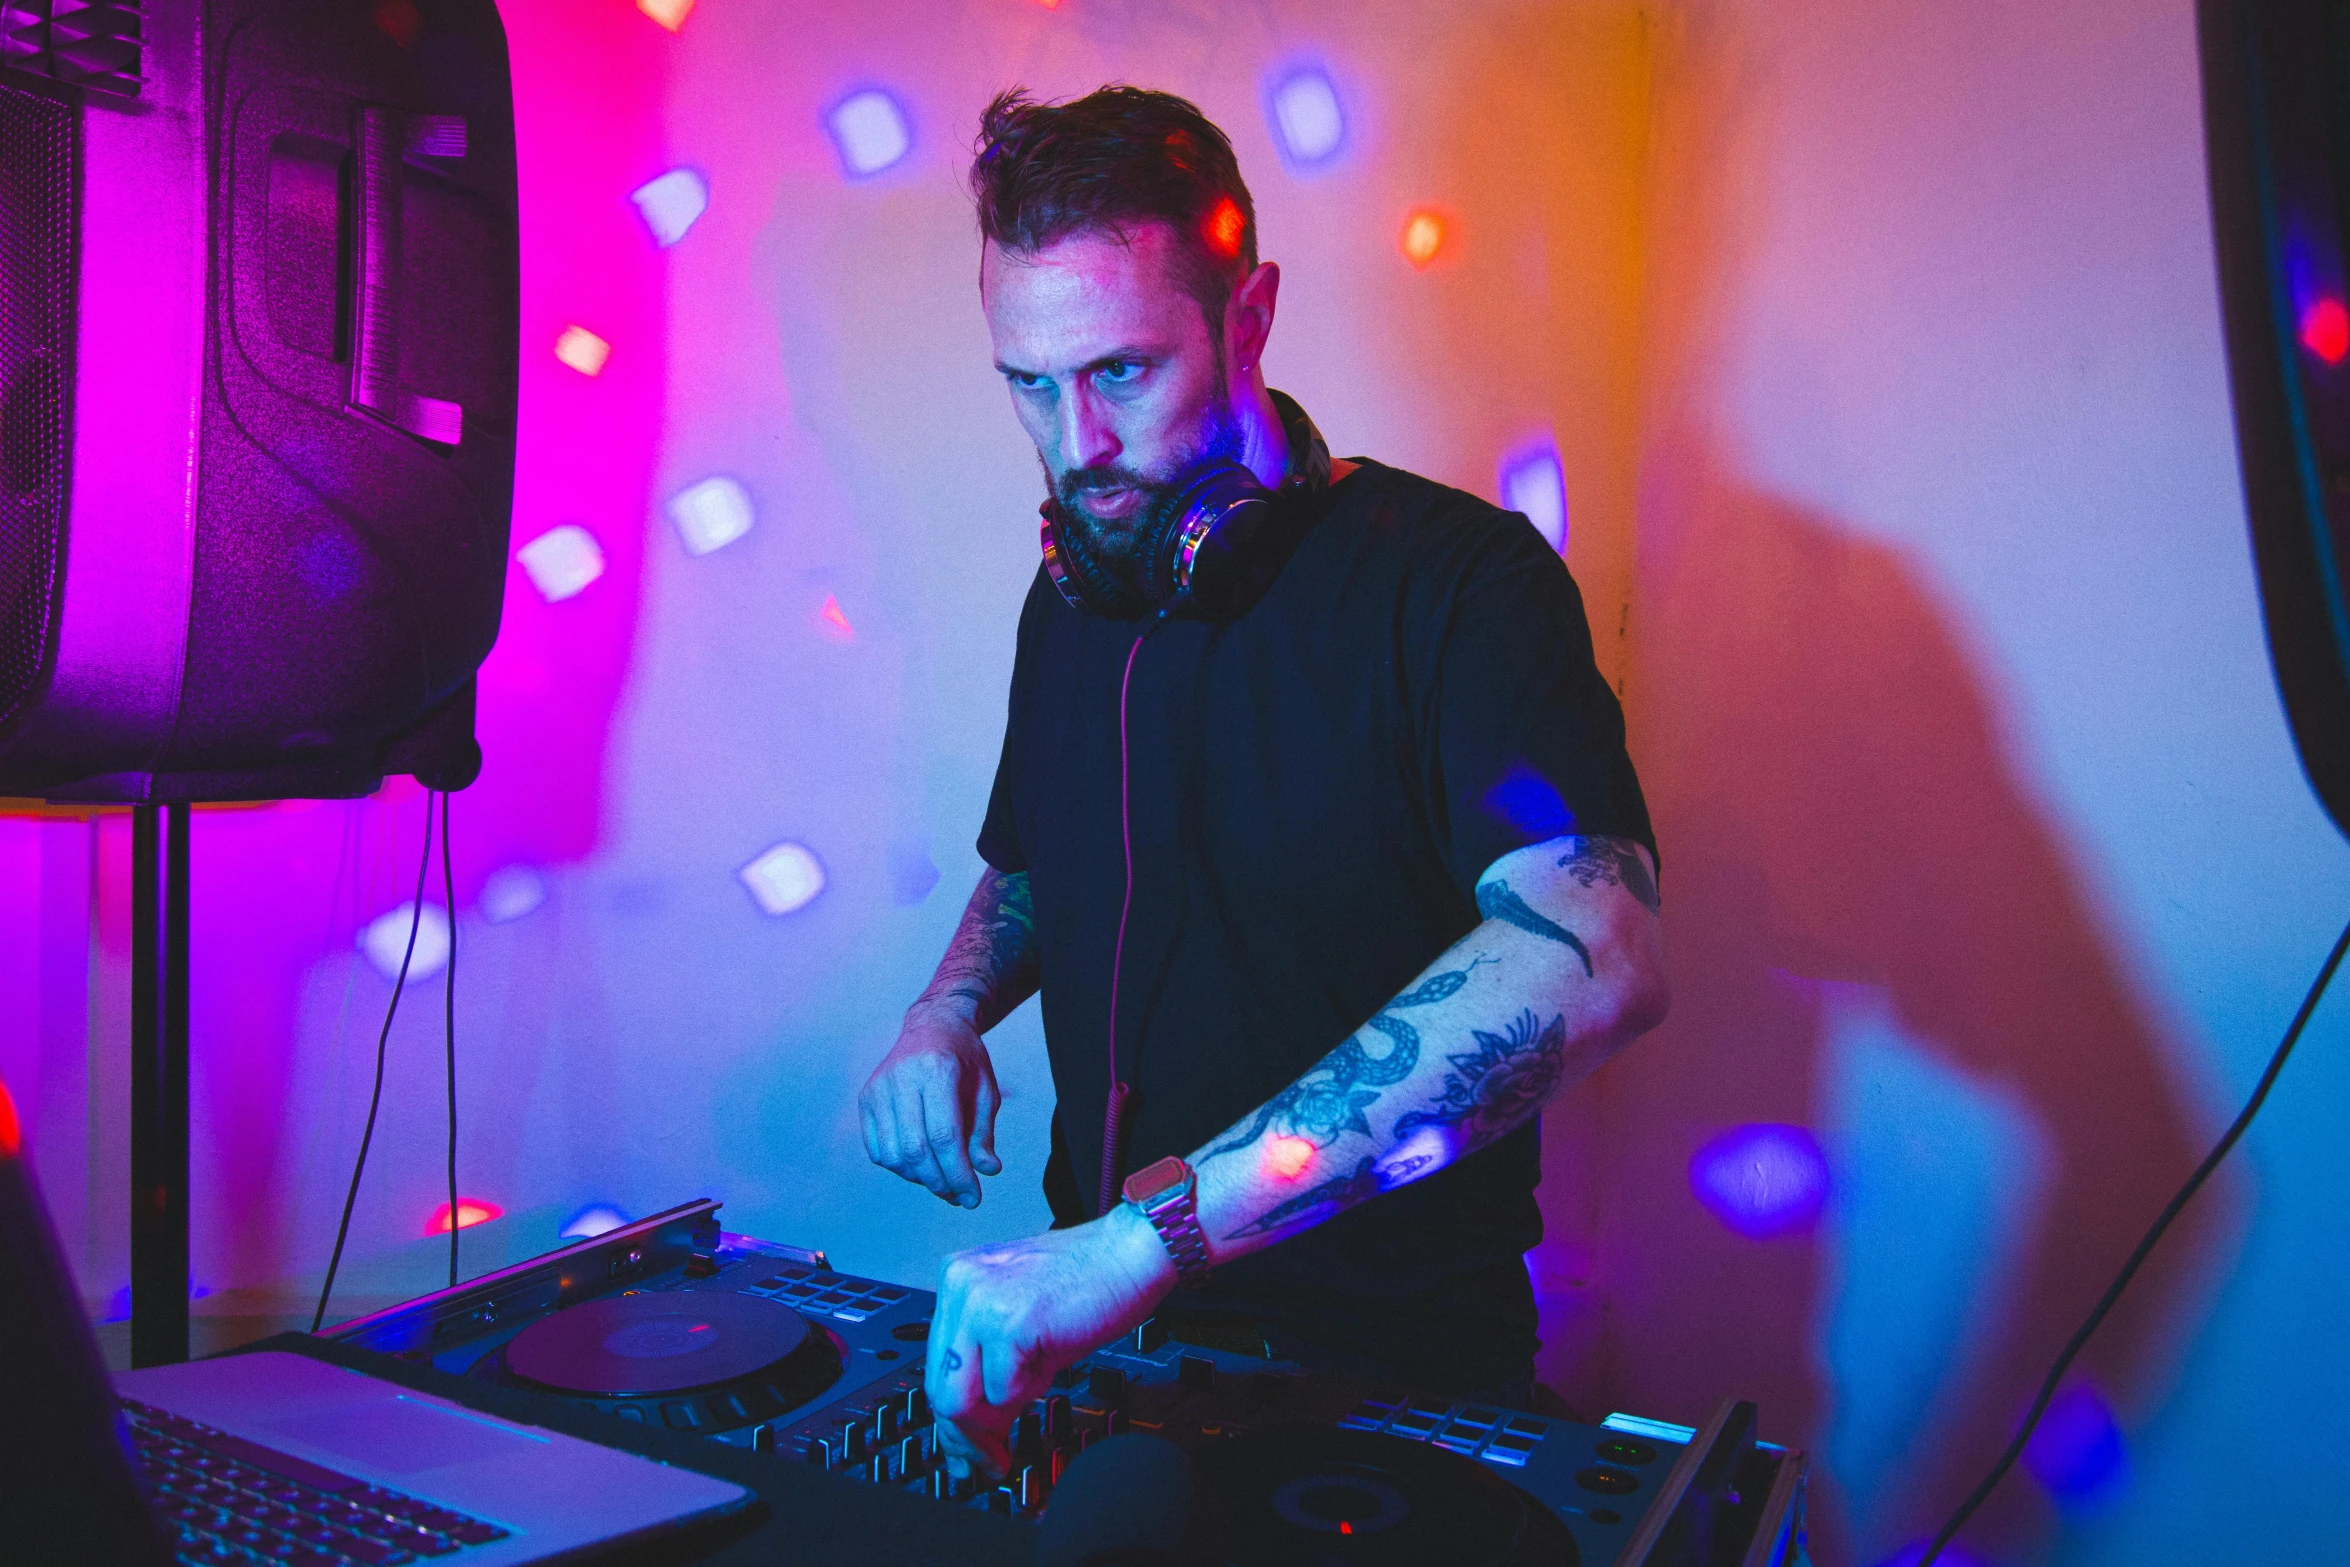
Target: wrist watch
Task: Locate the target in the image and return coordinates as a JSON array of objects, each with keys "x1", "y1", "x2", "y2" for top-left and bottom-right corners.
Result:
[{"x1": 1121, "y1": 1155, "x2": 1212, "y2": 1288}]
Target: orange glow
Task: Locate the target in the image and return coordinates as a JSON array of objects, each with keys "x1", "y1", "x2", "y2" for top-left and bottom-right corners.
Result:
[
  {"x1": 638, "y1": 0, "x2": 694, "y2": 31},
  {"x1": 426, "y1": 1199, "x2": 503, "y2": 1235},
  {"x1": 554, "y1": 325, "x2": 611, "y2": 378},
  {"x1": 818, "y1": 594, "x2": 855, "y2": 640},
  {"x1": 1400, "y1": 210, "x2": 1446, "y2": 270},
  {"x1": 1267, "y1": 1135, "x2": 1315, "y2": 1179},
  {"x1": 2304, "y1": 298, "x2": 2350, "y2": 366},
  {"x1": 1203, "y1": 197, "x2": 1245, "y2": 261},
  {"x1": 0, "y1": 1077, "x2": 20, "y2": 1158}
]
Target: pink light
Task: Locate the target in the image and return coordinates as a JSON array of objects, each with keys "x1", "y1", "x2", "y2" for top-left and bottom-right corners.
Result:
[
  {"x1": 2302, "y1": 297, "x2": 2349, "y2": 365},
  {"x1": 818, "y1": 594, "x2": 855, "y2": 641},
  {"x1": 1267, "y1": 1135, "x2": 1314, "y2": 1178},
  {"x1": 426, "y1": 1199, "x2": 504, "y2": 1235}
]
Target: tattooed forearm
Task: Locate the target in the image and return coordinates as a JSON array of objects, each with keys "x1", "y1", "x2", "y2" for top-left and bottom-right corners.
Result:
[
  {"x1": 1556, "y1": 835, "x2": 1660, "y2": 912},
  {"x1": 1197, "y1": 954, "x2": 1495, "y2": 1165},
  {"x1": 1221, "y1": 1010, "x2": 1567, "y2": 1239},
  {"x1": 1476, "y1": 881, "x2": 1594, "y2": 976},
  {"x1": 913, "y1": 870, "x2": 1039, "y2": 1031},
  {"x1": 1393, "y1": 1010, "x2": 1568, "y2": 1152}
]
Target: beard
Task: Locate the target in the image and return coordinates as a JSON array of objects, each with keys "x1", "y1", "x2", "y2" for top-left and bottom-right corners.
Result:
[{"x1": 1044, "y1": 396, "x2": 1247, "y2": 578}]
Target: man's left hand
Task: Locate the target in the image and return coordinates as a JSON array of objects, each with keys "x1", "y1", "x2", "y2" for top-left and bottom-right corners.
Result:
[{"x1": 924, "y1": 1205, "x2": 1176, "y2": 1479}]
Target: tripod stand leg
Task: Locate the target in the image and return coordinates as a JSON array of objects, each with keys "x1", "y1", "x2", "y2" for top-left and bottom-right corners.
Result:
[{"x1": 129, "y1": 802, "x2": 190, "y2": 1368}]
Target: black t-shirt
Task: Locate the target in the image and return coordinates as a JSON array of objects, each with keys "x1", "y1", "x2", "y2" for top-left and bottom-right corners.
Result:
[{"x1": 977, "y1": 458, "x2": 1654, "y2": 1390}]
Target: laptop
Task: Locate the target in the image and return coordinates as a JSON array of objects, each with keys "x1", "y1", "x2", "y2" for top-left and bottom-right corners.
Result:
[{"x1": 0, "y1": 1077, "x2": 752, "y2": 1566}]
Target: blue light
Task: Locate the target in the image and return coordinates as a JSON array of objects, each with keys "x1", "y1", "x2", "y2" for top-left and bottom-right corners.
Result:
[
  {"x1": 1689, "y1": 1123, "x2": 1830, "y2": 1238},
  {"x1": 827, "y1": 88, "x2": 912, "y2": 179},
  {"x1": 559, "y1": 1203, "x2": 630, "y2": 1240},
  {"x1": 1482, "y1": 764, "x2": 1576, "y2": 838},
  {"x1": 1873, "y1": 1546, "x2": 1988, "y2": 1567},
  {"x1": 1266, "y1": 66, "x2": 1346, "y2": 169},
  {"x1": 2023, "y1": 1383, "x2": 2130, "y2": 1506}
]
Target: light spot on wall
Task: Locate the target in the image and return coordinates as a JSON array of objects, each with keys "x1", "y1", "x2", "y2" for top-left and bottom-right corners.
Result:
[
  {"x1": 666, "y1": 475, "x2": 755, "y2": 556},
  {"x1": 817, "y1": 594, "x2": 855, "y2": 641},
  {"x1": 2302, "y1": 296, "x2": 2348, "y2": 365},
  {"x1": 630, "y1": 168, "x2": 709, "y2": 248},
  {"x1": 1689, "y1": 1122, "x2": 1829, "y2": 1238},
  {"x1": 1400, "y1": 209, "x2": 1446, "y2": 269},
  {"x1": 740, "y1": 841, "x2": 827, "y2": 916},
  {"x1": 559, "y1": 1203, "x2": 631, "y2": 1239},
  {"x1": 553, "y1": 324, "x2": 612, "y2": 377},
  {"x1": 480, "y1": 865, "x2": 548, "y2": 923},
  {"x1": 359, "y1": 900, "x2": 451, "y2": 981},
  {"x1": 827, "y1": 89, "x2": 912, "y2": 178},
  {"x1": 426, "y1": 1199, "x2": 503, "y2": 1234},
  {"x1": 1266, "y1": 67, "x2": 1345, "y2": 169},
  {"x1": 517, "y1": 525, "x2": 606, "y2": 603},
  {"x1": 2023, "y1": 1382, "x2": 2130, "y2": 1507},
  {"x1": 886, "y1": 841, "x2": 940, "y2": 906},
  {"x1": 1500, "y1": 441, "x2": 1567, "y2": 554},
  {"x1": 636, "y1": 0, "x2": 692, "y2": 31}
]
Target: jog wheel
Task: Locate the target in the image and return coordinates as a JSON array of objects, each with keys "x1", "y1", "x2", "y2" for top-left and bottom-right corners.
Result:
[
  {"x1": 1201, "y1": 1425, "x2": 1578, "y2": 1567},
  {"x1": 490, "y1": 1290, "x2": 842, "y2": 1434}
]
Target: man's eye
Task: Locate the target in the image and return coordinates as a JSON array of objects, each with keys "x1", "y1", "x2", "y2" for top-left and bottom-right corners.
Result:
[
  {"x1": 1008, "y1": 372, "x2": 1050, "y2": 392},
  {"x1": 1098, "y1": 360, "x2": 1143, "y2": 385}
]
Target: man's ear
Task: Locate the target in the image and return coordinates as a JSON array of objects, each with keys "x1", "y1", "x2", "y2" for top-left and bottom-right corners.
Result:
[{"x1": 1229, "y1": 261, "x2": 1281, "y2": 372}]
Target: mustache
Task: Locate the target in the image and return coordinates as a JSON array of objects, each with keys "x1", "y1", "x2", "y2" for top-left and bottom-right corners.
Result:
[{"x1": 1057, "y1": 464, "x2": 1167, "y2": 505}]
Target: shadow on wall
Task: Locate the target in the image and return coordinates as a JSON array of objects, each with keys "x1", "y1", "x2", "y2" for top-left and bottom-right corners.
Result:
[{"x1": 1540, "y1": 9, "x2": 2234, "y2": 1566}]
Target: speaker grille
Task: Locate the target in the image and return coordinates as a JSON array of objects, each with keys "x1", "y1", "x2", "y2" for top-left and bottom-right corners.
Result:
[
  {"x1": 0, "y1": 2, "x2": 143, "y2": 99},
  {"x1": 0, "y1": 80, "x2": 73, "y2": 730}
]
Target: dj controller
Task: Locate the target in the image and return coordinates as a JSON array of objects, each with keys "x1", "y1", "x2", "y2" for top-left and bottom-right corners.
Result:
[{"x1": 327, "y1": 1200, "x2": 1807, "y2": 1567}]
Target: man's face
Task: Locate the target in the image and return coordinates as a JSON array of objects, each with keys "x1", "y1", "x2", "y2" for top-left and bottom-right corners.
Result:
[{"x1": 982, "y1": 224, "x2": 1238, "y2": 569}]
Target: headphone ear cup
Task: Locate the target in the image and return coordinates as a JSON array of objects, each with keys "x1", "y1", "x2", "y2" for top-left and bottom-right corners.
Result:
[{"x1": 1041, "y1": 501, "x2": 1149, "y2": 619}]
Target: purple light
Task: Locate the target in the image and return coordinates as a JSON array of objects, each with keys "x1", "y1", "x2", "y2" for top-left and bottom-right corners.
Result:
[
  {"x1": 630, "y1": 167, "x2": 709, "y2": 248},
  {"x1": 1499, "y1": 440, "x2": 1567, "y2": 554},
  {"x1": 1266, "y1": 66, "x2": 1346, "y2": 169},
  {"x1": 2023, "y1": 1383, "x2": 2130, "y2": 1505},
  {"x1": 1872, "y1": 1546, "x2": 1988, "y2": 1567},
  {"x1": 1689, "y1": 1123, "x2": 1830, "y2": 1238},
  {"x1": 827, "y1": 88, "x2": 912, "y2": 178}
]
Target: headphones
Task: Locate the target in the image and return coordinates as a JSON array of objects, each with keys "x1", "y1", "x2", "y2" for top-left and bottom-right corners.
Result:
[{"x1": 1039, "y1": 390, "x2": 1333, "y2": 622}]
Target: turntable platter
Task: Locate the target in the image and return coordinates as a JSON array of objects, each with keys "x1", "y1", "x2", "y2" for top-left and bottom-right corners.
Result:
[
  {"x1": 505, "y1": 1290, "x2": 822, "y2": 1398},
  {"x1": 1202, "y1": 1426, "x2": 1579, "y2": 1567}
]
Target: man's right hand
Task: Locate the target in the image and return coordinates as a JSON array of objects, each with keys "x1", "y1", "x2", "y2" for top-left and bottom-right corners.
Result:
[{"x1": 860, "y1": 1006, "x2": 1004, "y2": 1208}]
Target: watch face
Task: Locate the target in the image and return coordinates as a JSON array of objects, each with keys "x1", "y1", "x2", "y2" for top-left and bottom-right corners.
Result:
[{"x1": 1123, "y1": 1154, "x2": 1189, "y2": 1205}]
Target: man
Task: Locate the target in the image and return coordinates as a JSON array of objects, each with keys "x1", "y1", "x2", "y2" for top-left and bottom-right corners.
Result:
[{"x1": 858, "y1": 86, "x2": 1668, "y2": 1480}]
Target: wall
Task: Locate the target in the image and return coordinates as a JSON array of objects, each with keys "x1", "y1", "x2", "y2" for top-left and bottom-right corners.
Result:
[
  {"x1": 1605, "y1": 2, "x2": 2350, "y2": 1563},
  {"x1": 4, "y1": 3, "x2": 2345, "y2": 1563}
]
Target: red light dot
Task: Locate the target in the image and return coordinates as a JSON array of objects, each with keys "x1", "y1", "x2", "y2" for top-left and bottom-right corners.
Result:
[
  {"x1": 1203, "y1": 197, "x2": 1245, "y2": 261},
  {"x1": 1340, "y1": 1521, "x2": 1353, "y2": 1535},
  {"x1": 1400, "y1": 210, "x2": 1446, "y2": 269},
  {"x1": 2303, "y1": 297, "x2": 2349, "y2": 365}
]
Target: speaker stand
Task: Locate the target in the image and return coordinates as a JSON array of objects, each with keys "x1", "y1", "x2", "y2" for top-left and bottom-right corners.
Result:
[{"x1": 129, "y1": 802, "x2": 191, "y2": 1368}]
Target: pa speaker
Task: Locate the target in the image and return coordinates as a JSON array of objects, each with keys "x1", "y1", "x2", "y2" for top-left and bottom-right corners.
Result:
[
  {"x1": 0, "y1": 0, "x2": 517, "y2": 803},
  {"x1": 2199, "y1": 0, "x2": 2350, "y2": 839}
]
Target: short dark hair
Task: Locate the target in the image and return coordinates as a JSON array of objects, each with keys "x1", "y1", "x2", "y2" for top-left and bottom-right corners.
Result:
[{"x1": 970, "y1": 85, "x2": 1258, "y2": 336}]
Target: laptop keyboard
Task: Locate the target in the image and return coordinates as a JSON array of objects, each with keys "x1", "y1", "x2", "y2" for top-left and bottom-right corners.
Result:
[{"x1": 123, "y1": 1399, "x2": 513, "y2": 1566}]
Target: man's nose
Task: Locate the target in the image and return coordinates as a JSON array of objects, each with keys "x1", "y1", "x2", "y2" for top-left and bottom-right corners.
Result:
[{"x1": 1059, "y1": 388, "x2": 1121, "y2": 473}]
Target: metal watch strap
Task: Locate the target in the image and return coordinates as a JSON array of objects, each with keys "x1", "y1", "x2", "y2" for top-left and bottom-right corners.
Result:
[{"x1": 1133, "y1": 1177, "x2": 1212, "y2": 1288}]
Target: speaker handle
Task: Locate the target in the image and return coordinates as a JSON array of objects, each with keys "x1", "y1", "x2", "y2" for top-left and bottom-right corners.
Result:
[{"x1": 349, "y1": 107, "x2": 466, "y2": 445}]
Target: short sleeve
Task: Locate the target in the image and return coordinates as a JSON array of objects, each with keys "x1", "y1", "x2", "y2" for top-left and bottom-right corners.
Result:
[{"x1": 1417, "y1": 513, "x2": 1655, "y2": 900}]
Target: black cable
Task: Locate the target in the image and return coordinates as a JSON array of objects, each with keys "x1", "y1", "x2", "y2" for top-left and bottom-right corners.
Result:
[
  {"x1": 1919, "y1": 913, "x2": 2350, "y2": 1564},
  {"x1": 441, "y1": 789, "x2": 457, "y2": 1290},
  {"x1": 311, "y1": 793, "x2": 438, "y2": 1334}
]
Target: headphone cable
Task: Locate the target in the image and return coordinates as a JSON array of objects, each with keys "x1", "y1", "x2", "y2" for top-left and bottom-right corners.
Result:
[
  {"x1": 311, "y1": 792, "x2": 438, "y2": 1334},
  {"x1": 1918, "y1": 911, "x2": 2350, "y2": 1563},
  {"x1": 1098, "y1": 624, "x2": 1159, "y2": 1214}
]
